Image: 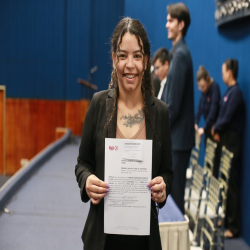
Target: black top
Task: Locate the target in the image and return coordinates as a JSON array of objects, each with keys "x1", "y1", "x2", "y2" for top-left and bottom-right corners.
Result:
[
  {"x1": 195, "y1": 81, "x2": 221, "y2": 133},
  {"x1": 75, "y1": 89, "x2": 173, "y2": 250},
  {"x1": 214, "y1": 83, "x2": 244, "y2": 134}
]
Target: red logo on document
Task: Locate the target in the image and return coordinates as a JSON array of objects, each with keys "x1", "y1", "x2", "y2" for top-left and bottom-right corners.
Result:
[
  {"x1": 224, "y1": 96, "x2": 228, "y2": 102},
  {"x1": 109, "y1": 146, "x2": 118, "y2": 151}
]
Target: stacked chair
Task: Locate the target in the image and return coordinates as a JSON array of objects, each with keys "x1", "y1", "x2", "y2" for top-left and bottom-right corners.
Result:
[
  {"x1": 185, "y1": 138, "x2": 217, "y2": 215},
  {"x1": 218, "y1": 146, "x2": 233, "y2": 213},
  {"x1": 186, "y1": 131, "x2": 201, "y2": 180},
  {"x1": 217, "y1": 146, "x2": 234, "y2": 246},
  {"x1": 185, "y1": 133, "x2": 204, "y2": 246},
  {"x1": 185, "y1": 137, "x2": 234, "y2": 250},
  {"x1": 185, "y1": 163, "x2": 206, "y2": 246},
  {"x1": 195, "y1": 130, "x2": 201, "y2": 151},
  {"x1": 201, "y1": 146, "x2": 233, "y2": 249},
  {"x1": 201, "y1": 138, "x2": 218, "y2": 201},
  {"x1": 200, "y1": 176, "x2": 224, "y2": 250},
  {"x1": 203, "y1": 138, "x2": 217, "y2": 177}
]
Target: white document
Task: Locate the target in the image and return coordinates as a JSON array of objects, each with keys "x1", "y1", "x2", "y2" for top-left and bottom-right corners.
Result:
[{"x1": 104, "y1": 138, "x2": 152, "y2": 235}]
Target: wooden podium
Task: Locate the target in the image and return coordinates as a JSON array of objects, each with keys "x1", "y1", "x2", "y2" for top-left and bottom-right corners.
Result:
[{"x1": 0, "y1": 86, "x2": 6, "y2": 175}]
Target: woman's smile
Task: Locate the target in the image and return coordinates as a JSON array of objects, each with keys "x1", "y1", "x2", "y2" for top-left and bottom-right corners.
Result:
[{"x1": 123, "y1": 73, "x2": 138, "y2": 82}]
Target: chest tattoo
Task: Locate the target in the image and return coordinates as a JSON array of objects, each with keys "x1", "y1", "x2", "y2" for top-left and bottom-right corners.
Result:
[{"x1": 120, "y1": 109, "x2": 144, "y2": 128}]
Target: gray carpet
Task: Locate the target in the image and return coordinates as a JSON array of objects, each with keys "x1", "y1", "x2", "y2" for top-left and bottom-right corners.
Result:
[
  {"x1": 225, "y1": 238, "x2": 250, "y2": 250},
  {"x1": 0, "y1": 139, "x2": 88, "y2": 250}
]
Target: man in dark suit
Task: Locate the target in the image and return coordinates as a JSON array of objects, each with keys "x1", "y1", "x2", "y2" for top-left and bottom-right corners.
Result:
[{"x1": 162, "y1": 2, "x2": 195, "y2": 214}]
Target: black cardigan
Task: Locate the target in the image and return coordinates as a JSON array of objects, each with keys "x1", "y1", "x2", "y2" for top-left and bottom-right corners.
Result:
[{"x1": 75, "y1": 89, "x2": 173, "y2": 250}]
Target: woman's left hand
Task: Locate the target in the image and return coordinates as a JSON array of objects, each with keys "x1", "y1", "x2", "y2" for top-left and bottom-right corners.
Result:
[{"x1": 148, "y1": 176, "x2": 166, "y2": 203}]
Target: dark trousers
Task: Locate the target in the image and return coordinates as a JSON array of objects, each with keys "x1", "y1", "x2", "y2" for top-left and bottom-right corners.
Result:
[
  {"x1": 214, "y1": 130, "x2": 240, "y2": 235},
  {"x1": 170, "y1": 150, "x2": 191, "y2": 214},
  {"x1": 104, "y1": 235, "x2": 149, "y2": 250},
  {"x1": 204, "y1": 129, "x2": 213, "y2": 145}
]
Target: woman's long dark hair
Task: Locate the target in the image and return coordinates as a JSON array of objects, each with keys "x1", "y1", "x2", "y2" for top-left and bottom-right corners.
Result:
[{"x1": 105, "y1": 17, "x2": 153, "y2": 130}]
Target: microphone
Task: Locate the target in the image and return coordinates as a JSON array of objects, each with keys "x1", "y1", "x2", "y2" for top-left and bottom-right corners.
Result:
[
  {"x1": 90, "y1": 66, "x2": 98, "y2": 74},
  {"x1": 89, "y1": 66, "x2": 98, "y2": 83}
]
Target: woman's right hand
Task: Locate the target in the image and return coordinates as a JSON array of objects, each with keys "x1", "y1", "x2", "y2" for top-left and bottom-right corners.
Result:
[{"x1": 85, "y1": 175, "x2": 109, "y2": 205}]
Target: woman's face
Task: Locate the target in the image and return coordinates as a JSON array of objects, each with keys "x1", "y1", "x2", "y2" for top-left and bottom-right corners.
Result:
[
  {"x1": 112, "y1": 32, "x2": 148, "y2": 94},
  {"x1": 197, "y1": 78, "x2": 209, "y2": 93}
]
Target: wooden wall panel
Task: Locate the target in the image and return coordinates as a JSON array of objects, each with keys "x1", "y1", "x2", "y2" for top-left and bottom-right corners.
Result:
[
  {"x1": 5, "y1": 99, "x2": 66, "y2": 175},
  {"x1": 66, "y1": 100, "x2": 89, "y2": 136},
  {"x1": 0, "y1": 91, "x2": 3, "y2": 174},
  {"x1": 5, "y1": 99, "x2": 89, "y2": 175},
  {"x1": 0, "y1": 86, "x2": 6, "y2": 174},
  {"x1": 35, "y1": 100, "x2": 66, "y2": 152}
]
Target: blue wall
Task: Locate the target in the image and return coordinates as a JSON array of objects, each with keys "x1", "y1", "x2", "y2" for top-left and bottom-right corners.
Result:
[
  {"x1": 124, "y1": 0, "x2": 250, "y2": 244},
  {"x1": 65, "y1": 0, "x2": 91, "y2": 100},
  {"x1": 0, "y1": 0, "x2": 123, "y2": 99},
  {"x1": 89, "y1": 0, "x2": 124, "y2": 92},
  {"x1": 0, "y1": 0, "x2": 66, "y2": 99}
]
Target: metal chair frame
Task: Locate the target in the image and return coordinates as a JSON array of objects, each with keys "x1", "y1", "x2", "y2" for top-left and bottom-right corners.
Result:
[
  {"x1": 203, "y1": 138, "x2": 217, "y2": 177},
  {"x1": 200, "y1": 176, "x2": 224, "y2": 250},
  {"x1": 185, "y1": 163, "x2": 206, "y2": 246},
  {"x1": 186, "y1": 130, "x2": 201, "y2": 177},
  {"x1": 195, "y1": 130, "x2": 201, "y2": 152},
  {"x1": 217, "y1": 146, "x2": 233, "y2": 234},
  {"x1": 186, "y1": 144, "x2": 200, "y2": 183}
]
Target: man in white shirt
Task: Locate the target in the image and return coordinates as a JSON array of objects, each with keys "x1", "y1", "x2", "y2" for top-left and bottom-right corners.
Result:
[{"x1": 152, "y1": 48, "x2": 170, "y2": 100}]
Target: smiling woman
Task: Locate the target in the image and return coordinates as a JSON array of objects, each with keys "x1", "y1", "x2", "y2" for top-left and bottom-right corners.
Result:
[{"x1": 75, "y1": 17, "x2": 173, "y2": 250}]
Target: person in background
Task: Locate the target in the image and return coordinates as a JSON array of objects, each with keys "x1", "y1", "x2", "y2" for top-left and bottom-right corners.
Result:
[
  {"x1": 195, "y1": 66, "x2": 221, "y2": 144},
  {"x1": 152, "y1": 48, "x2": 170, "y2": 100},
  {"x1": 75, "y1": 17, "x2": 173, "y2": 250},
  {"x1": 212, "y1": 58, "x2": 244, "y2": 238},
  {"x1": 151, "y1": 66, "x2": 161, "y2": 97},
  {"x1": 163, "y1": 2, "x2": 195, "y2": 214}
]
